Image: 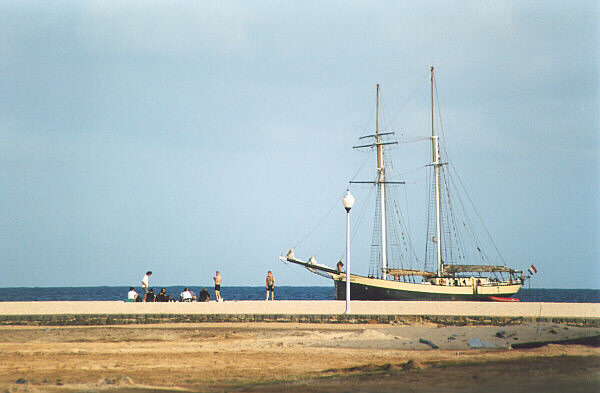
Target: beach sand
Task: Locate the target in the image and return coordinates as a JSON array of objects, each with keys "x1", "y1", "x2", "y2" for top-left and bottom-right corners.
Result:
[
  {"x1": 0, "y1": 322, "x2": 598, "y2": 392},
  {"x1": 1, "y1": 300, "x2": 598, "y2": 318}
]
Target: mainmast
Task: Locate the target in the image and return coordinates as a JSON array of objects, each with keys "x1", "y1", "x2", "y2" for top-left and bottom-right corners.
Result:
[
  {"x1": 431, "y1": 66, "x2": 443, "y2": 277},
  {"x1": 376, "y1": 84, "x2": 388, "y2": 280}
]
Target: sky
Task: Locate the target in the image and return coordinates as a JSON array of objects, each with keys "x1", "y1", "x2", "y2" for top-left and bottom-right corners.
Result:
[{"x1": 0, "y1": 1, "x2": 598, "y2": 289}]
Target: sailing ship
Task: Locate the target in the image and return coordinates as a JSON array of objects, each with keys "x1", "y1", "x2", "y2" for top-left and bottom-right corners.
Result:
[{"x1": 281, "y1": 67, "x2": 531, "y2": 301}]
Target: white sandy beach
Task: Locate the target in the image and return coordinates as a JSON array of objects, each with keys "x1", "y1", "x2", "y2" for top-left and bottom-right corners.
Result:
[{"x1": 0, "y1": 300, "x2": 598, "y2": 318}]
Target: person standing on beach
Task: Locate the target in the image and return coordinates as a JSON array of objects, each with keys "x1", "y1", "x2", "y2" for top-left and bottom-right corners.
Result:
[
  {"x1": 266, "y1": 271, "x2": 275, "y2": 301},
  {"x1": 141, "y1": 271, "x2": 152, "y2": 302},
  {"x1": 213, "y1": 271, "x2": 222, "y2": 301}
]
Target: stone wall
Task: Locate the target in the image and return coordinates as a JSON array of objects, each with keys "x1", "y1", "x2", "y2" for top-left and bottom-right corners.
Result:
[{"x1": 0, "y1": 313, "x2": 598, "y2": 327}]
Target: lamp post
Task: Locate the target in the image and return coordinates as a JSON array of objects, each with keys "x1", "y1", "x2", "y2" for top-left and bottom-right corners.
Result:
[{"x1": 342, "y1": 190, "x2": 355, "y2": 314}]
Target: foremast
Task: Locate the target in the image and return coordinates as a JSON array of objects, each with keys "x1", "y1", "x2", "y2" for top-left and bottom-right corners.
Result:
[
  {"x1": 351, "y1": 85, "x2": 402, "y2": 280},
  {"x1": 375, "y1": 85, "x2": 389, "y2": 280},
  {"x1": 431, "y1": 66, "x2": 443, "y2": 277}
]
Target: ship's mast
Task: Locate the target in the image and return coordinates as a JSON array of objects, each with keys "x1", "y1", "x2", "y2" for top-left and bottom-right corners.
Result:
[
  {"x1": 431, "y1": 66, "x2": 443, "y2": 277},
  {"x1": 376, "y1": 84, "x2": 388, "y2": 280},
  {"x1": 352, "y1": 85, "x2": 402, "y2": 280}
]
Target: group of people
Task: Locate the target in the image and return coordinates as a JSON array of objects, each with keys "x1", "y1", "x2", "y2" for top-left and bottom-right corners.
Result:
[
  {"x1": 179, "y1": 287, "x2": 211, "y2": 302},
  {"x1": 127, "y1": 271, "x2": 275, "y2": 302},
  {"x1": 127, "y1": 285, "x2": 174, "y2": 302},
  {"x1": 127, "y1": 270, "x2": 277, "y2": 302},
  {"x1": 127, "y1": 271, "x2": 156, "y2": 302}
]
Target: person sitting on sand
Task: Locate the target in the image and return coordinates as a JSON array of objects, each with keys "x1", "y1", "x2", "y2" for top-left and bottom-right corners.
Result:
[
  {"x1": 144, "y1": 288, "x2": 156, "y2": 302},
  {"x1": 180, "y1": 288, "x2": 193, "y2": 302},
  {"x1": 156, "y1": 288, "x2": 168, "y2": 302},
  {"x1": 127, "y1": 287, "x2": 138, "y2": 302},
  {"x1": 198, "y1": 288, "x2": 210, "y2": 302},
  {"x1": 266, "y1": 271, "x2": 275, "y2": 301}
]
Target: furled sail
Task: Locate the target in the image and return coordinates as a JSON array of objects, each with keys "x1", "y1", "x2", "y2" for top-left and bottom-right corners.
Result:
[{"x1": 442, "y1": 265, "x2": 521, "y2": 274}]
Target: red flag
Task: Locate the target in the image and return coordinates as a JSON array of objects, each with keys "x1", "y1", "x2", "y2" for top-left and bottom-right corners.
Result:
[{"x1": 528, "y1": 264, "x2": 537, "y2": 275}]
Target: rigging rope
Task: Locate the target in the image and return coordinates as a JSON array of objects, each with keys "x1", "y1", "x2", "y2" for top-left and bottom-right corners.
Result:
[
  {"x1": 397, "y1": 134, "x2": 430, "y2": 143},
  {"x1": 333, "y1": 184, "x2": 375, "y2": 261},
  {"x1": 289, "y1": 94, "x2": 377, "y2": 249},
  {"x1": 433, "y1": 78, "x2": 508, "y2": 272},
  {"x1": 448, "y1": 160, "x2": 508, "y2": 266},
  {"x1": 350, "y1": 153, "x2": 374, "y2": 183},
  {"x1": 388, "y1": 184, "x2": 421, "y2": 282},
  {"x1": 383, "y1": 77, "x2": 426, "y2": 131},
  {"x1": 292, "y1": 190, "x2": 346, "y2": 250}
]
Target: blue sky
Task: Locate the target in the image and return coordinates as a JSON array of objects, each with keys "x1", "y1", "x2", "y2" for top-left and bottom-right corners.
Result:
[{"x1": 0, "y1": 1, "x2": 597, "y2": 289}]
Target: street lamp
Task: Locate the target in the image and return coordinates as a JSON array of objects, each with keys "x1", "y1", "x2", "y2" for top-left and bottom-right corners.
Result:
[{"x1": 342, "y1": 190, "x2": 355, "y2": 314}]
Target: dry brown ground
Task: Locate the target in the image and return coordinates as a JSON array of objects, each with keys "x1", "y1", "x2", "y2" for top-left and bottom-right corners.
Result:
[{"x1": 0, "y1": 323, "x2": 598, "y2": 392}]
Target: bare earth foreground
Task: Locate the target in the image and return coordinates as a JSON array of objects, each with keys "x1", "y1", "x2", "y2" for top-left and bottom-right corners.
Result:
[{"x1": 0, "y1": 322, "x2": 598, "y2": 393}]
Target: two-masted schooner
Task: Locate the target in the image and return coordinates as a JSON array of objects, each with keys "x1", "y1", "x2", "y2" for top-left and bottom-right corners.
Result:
[{"x1": 281, "y1": 67, "x2": 531, "y2": 301}]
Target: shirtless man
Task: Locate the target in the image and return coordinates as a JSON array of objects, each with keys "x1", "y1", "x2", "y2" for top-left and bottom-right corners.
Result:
[
  {"x1": 266, "y1": 271, "x2": 275, "y2": 301},
  {"x1": 213, "y1": 271, "x2": 222, "y2": 301}
]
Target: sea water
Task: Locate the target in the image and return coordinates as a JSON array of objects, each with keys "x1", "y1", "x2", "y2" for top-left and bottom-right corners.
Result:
[{"x1": 0, "y1": 286, "x2": 597, "y2": 303}]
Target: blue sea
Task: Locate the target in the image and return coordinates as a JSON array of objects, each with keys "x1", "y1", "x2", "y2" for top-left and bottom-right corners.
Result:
[{"x1": 0, "y1": 286, "x2": 597, "y2": 303}]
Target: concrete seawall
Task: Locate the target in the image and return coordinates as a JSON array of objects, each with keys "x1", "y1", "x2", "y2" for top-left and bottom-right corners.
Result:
[{"x1": 1, "y1": 300, "x2": 598, "y2": 326}]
